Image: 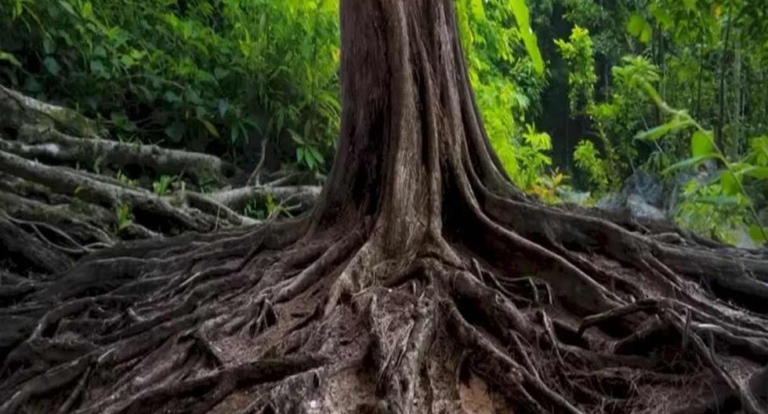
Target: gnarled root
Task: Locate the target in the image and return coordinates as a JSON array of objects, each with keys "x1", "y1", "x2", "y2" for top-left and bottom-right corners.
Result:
[
  {"x1": 3, "y1": 0, "x2": 768, "y2": 411},
  {"x1": 2, "y1": 204, "x2": 767, "y2": 414}
]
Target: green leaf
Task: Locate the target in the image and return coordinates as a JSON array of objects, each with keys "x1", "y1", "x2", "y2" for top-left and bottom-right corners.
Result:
[
  {"x1": 305, "y1": 152, "x2": 316, "y2": 170},
  {"x1": 743, "y1": 167, "x2": 768, "y2": 180},
  {"x1": 164, "y1": 122, "x2": 186, "y2": 142},
  {"x1": 627, "y1": 14, "x2": 652, "y2": 44},
  {"x1": 43, "y1": 57, "x2": 60, "y2": 75},
  {"x1": 691, "y1": 131, "x2": 714, "y2": 157},
  {"x1": 163, "y1": 91, "x2": 181, "y2": 103},
  {"x1": 90, "y1": 60, "x2": 105, "y2": 73},
  {"x1": 12, "y1": 0, "x2": 23, "y2": 19},
  {"x1": 522, "y1": 32, "x2": 544, "y2": 75},
  {"x1": 635, "y1": 118, "x2": 694, "y2": 141},
  {"x1": 119, "y1": 55, "x2": 134, "y2": 67},
  {"x1": 58, "y1": 0, "x2": 76, "y2": 16},
  {"x1": 640, "y1": 25, "x2": 652, "y2": 44},
  {"x1": 288, "y1": 129, "x2": 305, "y2": 145},
  {"x1": 129, "y1": 49, "x2": 146, "y2": 60},
  {"x1": 309, "y1": 147, "x2": 324, "y2": 166},
  {"x1": 663, "y1": 154, "x2": 718, "y2": 174},
  {"x1": 214, "y1": 67, "x2": 229, "y2": 79},
  {"x1": 693, "y1": 195, "x2": 740, "y2": 206},
  {"x1": 509, "y1": 0, "x2": 544, "y2": 75},
  {"x1": 185, "y1": 89, "x2": 202, "y2": 105},
  {"x1": 627, "y1": 14, "x2": 645, "y2": 37},
  {"x1": 720, "y1": 171, "x2": 739, "y2": 196},
  {"x1": 43, "y1": 37, "x2": 56, "y2": 54},
  {"x1": 81, "y1": 1, "x2": 92, "y2": 18},
  {"x1": 470, "y1": 0, "x2": 485, "y2": 20},
  {"x1": 651, "y1": 6, "x2": 674, "y2": 29},
  {"x1": 0, "y1": 50, "x2": 21, "y2": 67},
  {"x1": 200, "y1": 119, "x2": 220, "y2": 138},
  {"x1": 749, "y1": 225, "x2": 767, "y2": 244}
]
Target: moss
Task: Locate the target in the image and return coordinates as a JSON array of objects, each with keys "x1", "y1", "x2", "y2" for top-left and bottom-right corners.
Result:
[{"x1": 49, "y1": 107, "x2": 103, "y2": 138}]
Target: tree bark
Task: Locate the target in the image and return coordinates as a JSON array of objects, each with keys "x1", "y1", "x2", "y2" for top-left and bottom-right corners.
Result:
[
  {"x1": 2, "y1": 125, "x2": 233, "y2": 184},
  {"x1": 0, "y1": 87, "x2": 316, "y2": 271},
  {"x1": 1, "y1": 1, "x2": 768, "y2": 414}
]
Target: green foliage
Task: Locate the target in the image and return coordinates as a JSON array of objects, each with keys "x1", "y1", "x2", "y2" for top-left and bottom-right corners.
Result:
[
  {"x1": 114, "y1": 203, "x2": 133, "y2": 231},
  {"x1": 290, "y1": 130, "x2": 325, "y2": 172},
  {"x1": 626, "y1": 14, "x2": 652, "y2": 44},
  {"x1": 575, "y1": 56, "x2": 662, "y2": 185},
  {"x1": 515, "y1": 126, "x2": 555, "y2": 191},
  {"x1": 529, "y1": 169, "x2": 569, "y2": 204},
  {"x1": 243, "y1": 199, "x2": 265, "y2": 220},
  {"x1": 555, "y1": 26, "x2": 596, "y2": 115},
  {"x1": 455, "y1": 0, "x2": 553, "y2": 195},
  {"x1": 562, "y1": 52, "x2": 664, "y2": 194},
  {"x1": 243, "y1": 191, "x2": 283, "y2": 220},
  {"x1": 116, "y1": 170, "x2": 138, "y2": 187},
  {"x1": 152, "y1": 175, "x2": 177, "y2": 196},
  {"x1": 3, "y1": 0, "x2": 766, "y2": 245},
  {"x1": 573, "y1": 140, "x2": 609, "y2": 193},
  {"x1": 675, "y1": 180, "x2": 752, "y2": 244},
  {"x1": 0, "y1": 0, "x2": 341, "y2": 170},
  {"x1": 0, "y1": 47, "x2": 20, "y2": 66},
  {"x1": 551, "y1": 0, "x2": 767, "y2": 243},
  {"x1": 635, "y1": 82, "x2": 768, "y2": 245},
  {"x1": 508, "y1": 0, "x2": 544, "y2": 75}
]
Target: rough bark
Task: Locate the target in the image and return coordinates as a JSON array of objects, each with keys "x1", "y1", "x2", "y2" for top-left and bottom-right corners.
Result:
[
  {"x1": 0, "y1": 83, "x2": 232, "y2": 184},
  {"x1": 0, "y1": 149, "x2": 218, "y2": 232},
  {"x1": 0, "y1": 85, "x2": 102, "y2": 139},
  {"x1": 0, "y1": 125, "x2": 232, "y2": 184},
  {"x1": 0, "y1": 89, "x2": 314, "y2": 277},
  {"x1": 210, "y1": 185, "x2": 321, "y2": 214},
  {"x1": 2, "y1": 1, "x2": 768, "y2": 414}
]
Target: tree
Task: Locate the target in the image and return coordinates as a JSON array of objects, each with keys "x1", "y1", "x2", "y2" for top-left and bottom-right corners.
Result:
[{"x1": 2, "y1": 1, "x2": 768, "y2": 413}]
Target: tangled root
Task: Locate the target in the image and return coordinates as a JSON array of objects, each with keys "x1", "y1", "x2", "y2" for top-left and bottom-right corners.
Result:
[{"x1": 1, "y1": 200, "x2": 767, "y2": 414}]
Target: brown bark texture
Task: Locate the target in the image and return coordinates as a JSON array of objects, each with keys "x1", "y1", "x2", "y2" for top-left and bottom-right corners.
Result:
[
  {"x1": 0, "y1": 83, "x2": 320, "y2": 274},
  {"x1": 2, "y1": 1, "x2": 768, "y2": 413}
]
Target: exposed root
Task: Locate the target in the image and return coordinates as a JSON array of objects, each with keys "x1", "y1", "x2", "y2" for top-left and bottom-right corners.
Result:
[
  {"x1": 4, "y1": 175, "x2": 768, "y2": 414},
  {"x1": 0, "y1": 86, "x2": 321, "y2": 281},
  {"x1": 3, "y1": 0, "x2": 768, "y2": 412}
]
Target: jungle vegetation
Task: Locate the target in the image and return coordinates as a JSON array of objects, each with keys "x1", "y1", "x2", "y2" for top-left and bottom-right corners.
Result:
[
  {"x1": 1, "y1": 0, "x2": 766, "y2": 245},
  {"x1": 1, "y1": 2, "x2": 768, "y2": 413}
]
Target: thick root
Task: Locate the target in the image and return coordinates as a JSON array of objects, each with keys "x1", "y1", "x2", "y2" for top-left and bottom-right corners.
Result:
[{"x1": 3, "y1": 211, "x2": 767, "y2": 414}]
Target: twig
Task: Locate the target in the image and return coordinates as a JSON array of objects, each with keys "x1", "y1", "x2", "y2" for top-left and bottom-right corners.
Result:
[{"x1": 247, "y1": 139, "x2": 269, "y2": 186}]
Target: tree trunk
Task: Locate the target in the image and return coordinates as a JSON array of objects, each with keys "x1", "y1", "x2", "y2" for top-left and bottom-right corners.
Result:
[
  {"x1": 2, "y1": 1, "x2": 768, "y2": 414},
  {"x1": 716, "y1": 8, "x2": 734, "y2": 150}
]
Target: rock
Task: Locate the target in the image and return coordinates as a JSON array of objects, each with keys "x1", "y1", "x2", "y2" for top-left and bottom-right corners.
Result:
[
  {"x1": 595, "y1": 170, "x2": 667, "y2": 221},
  {"x1": 731, "y1": 224, "x2": 762, "y2": 250},
  {"x1": 623, "y1": 170, "x2": 664, "y2": 208},
  {"x1": 627, "y1": 194, "x2": 666, "y2": 221},
  {"x1": 555, "y1": 187, "x2": 591, "y2": 205},
  {"x1": 596, "y1": 193, "x2": 623, "y2": 213}
]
